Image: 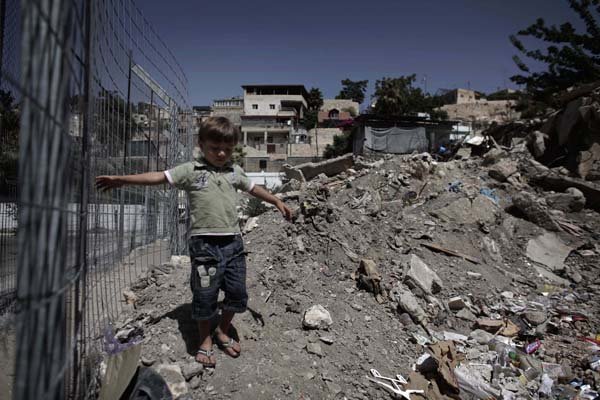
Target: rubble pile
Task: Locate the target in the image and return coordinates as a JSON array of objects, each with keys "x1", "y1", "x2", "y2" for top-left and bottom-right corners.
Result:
[{"x1": 102, "y1": 140, "x2": 600, "y2": 399}]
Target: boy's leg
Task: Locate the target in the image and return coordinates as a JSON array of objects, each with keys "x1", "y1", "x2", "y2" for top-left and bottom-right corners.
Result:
[
  {"x1": 196, "y1": 320, "x2": 215, "y2": 365},
  {"x1": 215, "y1": 310, "x2": 241, "y2": 355},
  {"x1": 217, "y1": 236, "x2": 247, "y2": 356}
]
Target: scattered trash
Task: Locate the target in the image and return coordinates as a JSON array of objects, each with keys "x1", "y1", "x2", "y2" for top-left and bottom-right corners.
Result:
[{"x1": 479, "y1": 187, "x2": 499, "y2": 204}]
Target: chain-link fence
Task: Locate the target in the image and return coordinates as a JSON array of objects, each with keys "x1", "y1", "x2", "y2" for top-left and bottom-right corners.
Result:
[{"x1": 0, "y1": 0, "x2": 193, "y2": 398}]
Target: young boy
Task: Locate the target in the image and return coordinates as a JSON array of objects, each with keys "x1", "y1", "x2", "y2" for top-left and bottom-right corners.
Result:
[{"x1": 96, "y1": 116, "x2": 292, "y2": 367}]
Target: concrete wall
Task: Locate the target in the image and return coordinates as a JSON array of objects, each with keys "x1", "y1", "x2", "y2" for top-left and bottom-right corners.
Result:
[
  {"x1": 441, "y1": 100, "x2": 519, "y2": 123},
  {"x1": 212, "y1": 107, "x2": 243, "y2": 125}
]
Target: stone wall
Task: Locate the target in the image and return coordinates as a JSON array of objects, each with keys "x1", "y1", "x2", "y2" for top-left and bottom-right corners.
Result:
[
  {"x1": 321, "y1": 99, "x2": 359, "y2": 115},
  {"x1": 440, "y1": 100, "x2": 519, "y2": 123}
]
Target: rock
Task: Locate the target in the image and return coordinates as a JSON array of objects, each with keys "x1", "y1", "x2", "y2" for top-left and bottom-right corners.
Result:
[
  {"x1": 404, "y1": 254, "x2": 443, "y2": 295},
  {"x1": 483, "y1": 148, "x2": 508, "y2": 166},
  {"x1": 577, "y1": 143, "x2": 600, "y2": 180},
  {"x1": 526, "y1": 232, "x2": 573, "y2": 272},
  {"x1": 523, "y1": 311, "x2": 547, "y2": 326},
  {"x1": 303, "y1": 305, "x2": 333, "y2": 330},
  {"x1": 153, "y1": 364, "x2": 188, "y2": 398},
  {"x1": 141, "y1": 355, "x2": 156, "y2": 366},
  {"x1": 180, "y1": 362, "x2": 203, "y2": 381},
  {"x1": 546, "y1": 187, "x2": 586, "y2": 212},
  {"x1": 529, "y1": 130, "x2": 548, "y2": 158},
  {"x1": 447, "y1": 296, "x2": 466, "y2": 311},
  {"x1": 432, "y1": 195, "x2": 499, "y2": 225},
  {"x1": 469, "y1": 329, "x2": 494, "y2": 344},
  {"x1": 287, "y1": 153, "x2": 354, "y2": 181},
  {"x1": 512, "y1": 191, "x2": 561, "y2": 231},
  {"x1": 122, "y1": 289, "x2": 137, "y2": 306},
  {"x1": 456, "y1": 308, "x2": 477, "y2": 322},
  {"x1": 325, "y1": 381, "x2": 342, "y2": 395},
  {"x1": 467, "y1": 271, "x2": 482, "y2": 279},
  {"x1": 169, "y1": 255, "x2": 190, "y2": 267},
  {"x1": 319, "y1": 335, "x2": 335, "y2": 345},
  {"x1": 392, "y1": 284, "x2": 426, "y2": 323},
  {"x1": 306, "y1": 342, "x2": 323, "y2": 357},
  {"x1": 243, "y1": 217, "x2": 259, "y2": 233},
  {"x1": 488, "y1": 159, "x2": 518, "y2": 182}
]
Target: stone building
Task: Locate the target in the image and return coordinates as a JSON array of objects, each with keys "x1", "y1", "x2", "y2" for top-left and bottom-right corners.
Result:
[
  {"x1": 211, "y1": 97, "x2": 244, "y2": 126},
  {"x1": 318, "y1": 99, "x2": 359, "y2": 123},
  {"x1": 240, "y1": 84, "x2": 308, "y2": 156}
]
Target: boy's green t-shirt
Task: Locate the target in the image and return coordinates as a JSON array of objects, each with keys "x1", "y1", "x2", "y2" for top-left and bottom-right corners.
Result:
[{"x1": 165, "y1": 159, "x2": 254, "y2": 235}]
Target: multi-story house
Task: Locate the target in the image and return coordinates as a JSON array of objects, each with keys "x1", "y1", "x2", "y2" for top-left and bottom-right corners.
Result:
[
  {"x1": 240, "y1": 84, "x2": 308, "y2": 157},
  {"x1": 212, "y1": 97, "x2": 243, "y2": 126}
]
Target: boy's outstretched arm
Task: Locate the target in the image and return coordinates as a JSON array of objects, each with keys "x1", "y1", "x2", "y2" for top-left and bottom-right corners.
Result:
[
  {"x1": 96, "y1": 172, "x2": 167, "y2": 191},
  {"x1": 248, "y1": 185, "x2": 293, "y2": 221}
]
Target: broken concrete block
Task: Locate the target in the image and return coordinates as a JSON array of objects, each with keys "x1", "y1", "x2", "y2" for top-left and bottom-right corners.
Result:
[
  {"x1": 153, "y1": 364, "x2": 188, "y2": 398},
  {"x1": 456, "y1": 308, "x2": 477, "y2": 322},
  {"x1": 303, "y1": 305, "x2": 333, "y2": 330},
  {"x1": 530, "y1": 173, "x2": 600, "y2": 211},
  {"x1": 180, "y1": 362, "x2": 203, "y2": 381},
  {"x1": 545, "y1": 187, "x2": 586, "y2": 212},
  {"x1": 396, "y1": 286, "x2": 427, "y2": 323},
  {"x1": 523, "y1": 311, "x2": 547, "y2": 326},
  {"x1": 306, "y1": 342, "x2": 323, "y2": 357},
  {"x1": 282, "y1": 164, "x2": 306, "y2": 182},
  {"x1": 289, "y1": 153, "x2": 354, "y2": 181},
  {"x1": 512, "y1": 191, "x2": 561, "y2": 231},
  {"x1": 483, "y1": 147, "x2": 508, "y2": 166},
  {"x1": 528, "y1": 130, "x2": 548, "y2": 158},
  {"x1": 469, "y1": 329, "x2": 494, "y2": 345},
  {"x1": 404, "y1": 254, "x2": 443, "y2": 295},
  {"x1": 488, "y1": 160, "x2": 518, "y2": 182},
  {"x1": 243, "y1": 217, "x2": 259, "y2": 234},
  {"x1": 526, "y1": 232, "x2": 573, "y2": 272},
  {"x1": 447, "y1": 296, "x2": 466, "y2": 311},
  {"x1": 432, "y1": 195, "x2": 498, "y2": 225},
  {"x1": 577, "y1": 142, "x2": 600, "y2": 180}
]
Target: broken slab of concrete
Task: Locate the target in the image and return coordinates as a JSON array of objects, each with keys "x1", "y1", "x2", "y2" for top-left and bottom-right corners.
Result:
[
  {"x1": 404, "y1": 254, "x2": 443, "y2": 295},
  {"x1": 529, "y1": 173, "x2": 600, "y2": 211},
  {"x1": 577, "y1": 142, "x2": 600, "y2": 180},
  {"x1": 526, "y1": 232, "x2": 573, "y2": 272},
  {"x1": 432, "y1": 195, "x2": 499, "y2": 225},
  {"x1": 395, "y1": 286, "x2": 427, "y2": 323},
  {"x1": 511, "y1": 191, "x2": 561, "y2": 231},
  {"x1": 488, "y1": 159, "x2": 518, "y2": 182},
  {"x1": 283, "y1": 153, "x2": 354, "y2": 182},
  {"x1": 545, "y1": 187, "x2": 586, "y2": 212}
]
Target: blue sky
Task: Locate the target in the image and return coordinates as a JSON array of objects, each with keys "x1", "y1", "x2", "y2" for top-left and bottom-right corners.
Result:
[{"x1": 140, "y1": 0, "x2": 576, "y2": 106}]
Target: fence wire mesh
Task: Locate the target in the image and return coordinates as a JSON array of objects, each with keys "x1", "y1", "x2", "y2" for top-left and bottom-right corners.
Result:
[{"x1": 0, "y1": 0, "x2": 192, "y2": 398}]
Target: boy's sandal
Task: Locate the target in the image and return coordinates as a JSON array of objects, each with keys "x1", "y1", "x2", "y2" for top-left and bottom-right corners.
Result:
[
  {"x1": 196, "y1": 348, "x2": 216, "y2": 368},
  {"x1": 213, "y1": 334, "x2": 241, "y2": 358}
]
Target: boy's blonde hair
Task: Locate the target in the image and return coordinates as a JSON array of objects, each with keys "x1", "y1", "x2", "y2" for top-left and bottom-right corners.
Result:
[{"x1": 198, "y1": 116, "x2": 240, "y2": 144}]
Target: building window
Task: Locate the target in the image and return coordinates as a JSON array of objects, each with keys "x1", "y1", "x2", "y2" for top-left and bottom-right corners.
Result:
[
  {"x1": 328, "y1": 109, "x2": 340, "y2": 119},
  {"x1": 259, "y1": 159, "x2": 267, "y2": 170},
  {"x1": 252, "y1": 104, "x2": 258, "y2": 110},
  {"x1": 269, "y1": 104, "x2": 276, "y2": 110}
]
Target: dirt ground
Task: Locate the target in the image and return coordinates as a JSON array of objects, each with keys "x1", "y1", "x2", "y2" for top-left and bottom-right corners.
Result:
[{"x1": 111, "y1": 149, "x2": 600, "y2": 400}]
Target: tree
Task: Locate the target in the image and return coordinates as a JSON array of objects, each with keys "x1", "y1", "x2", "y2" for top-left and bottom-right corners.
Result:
[
  {"x1": 303, "y1": 87, "x2": 323, "y2": 129},
  {"x1": 336, "y1": 79, "x2": 368, "y2": 104},
  {"x1": 371, "y1": 75, "x2": 448, "y2": 119},
  {"x1": 323, "y1": 131, "x2": 352, "y2": 159},
  {"x1": 510, "y1": 0, "x2": 600, "y2": 101}
]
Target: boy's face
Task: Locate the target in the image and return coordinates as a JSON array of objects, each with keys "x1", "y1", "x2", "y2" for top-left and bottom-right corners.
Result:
[{"x1": 199, "y1": 139, "x2": 235, "y2": 167}]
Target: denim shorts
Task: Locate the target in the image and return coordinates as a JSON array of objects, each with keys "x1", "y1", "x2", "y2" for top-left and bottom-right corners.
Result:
[{"x1": 188, "y1": 235, "x2": 248, "y2": 321}]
